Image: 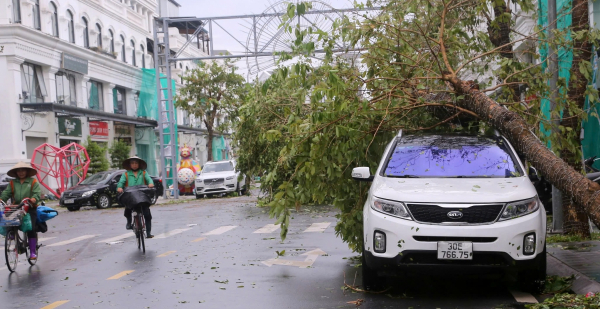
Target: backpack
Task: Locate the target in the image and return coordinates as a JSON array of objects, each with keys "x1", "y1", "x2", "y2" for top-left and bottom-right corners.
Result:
[
  {"x1": 124, "y1": 171, "x2": 147, "y2": 187},
  {"x1": 10, "y1": 179, "x2": 38, "y2": 206}
]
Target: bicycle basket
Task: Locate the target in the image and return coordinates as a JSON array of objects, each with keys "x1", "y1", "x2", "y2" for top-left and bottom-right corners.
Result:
[{"x1": 0, "y1": 206, "x2": 24, "y2": 227}]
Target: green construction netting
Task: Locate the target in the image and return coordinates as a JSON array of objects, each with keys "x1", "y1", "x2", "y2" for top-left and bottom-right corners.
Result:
[
  {"x1": 89, "y1": 82, "x2": 100, "y2": 110},
  {"x1": 538, "y1": 0, "x2": 573, "y2": 145},
  {"x1": 212, "y1": 136, "x2": 229, "y2": 161},
  {"x1": 139, "y1": 68, "x2": 178, "y2": 186},
  {"x1": 582, "y1": 50, "x2": 600, "y2": 169}
]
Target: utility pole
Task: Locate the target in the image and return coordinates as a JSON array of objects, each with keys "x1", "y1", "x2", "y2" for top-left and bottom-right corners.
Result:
[{"x1": 548, "y1": 0, "x2": 563, "y2": 233}]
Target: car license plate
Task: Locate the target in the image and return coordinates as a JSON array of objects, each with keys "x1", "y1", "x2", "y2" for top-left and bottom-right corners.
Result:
[
  {"x1": 206, "y1": 183, "x2": 219, "y2": 188},
  {"x1": 64, "y1": 199, "x2": 75, "y2": 204},
  {"x1": 437, "y1": 242, "x2": 473, "y2": 260}
]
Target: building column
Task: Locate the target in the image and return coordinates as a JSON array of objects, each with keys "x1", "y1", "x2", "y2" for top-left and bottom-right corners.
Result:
[
  {"x1": 104, "y1": 83, "x2": 116, "y2": 114},
  {"x1": 47, "y1": 66, "x2": 60, "y2": 104},
  {"x1": 81, "y1": 76, "x2": 90, "y2": 109},
  {"x1": 0, "y1": 56, "x2": 27, "y2": 168}
]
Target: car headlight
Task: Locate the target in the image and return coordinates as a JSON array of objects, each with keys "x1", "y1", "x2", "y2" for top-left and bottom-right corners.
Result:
[
  {"x1": 82, "y1": 190, "x2": 96, "y2": 197},
  {"x1": 226, "y1": 176, "x2": 235, "y2": 180},
  {"x1": 499, "y1": 197, "x2": 540, "y2": 221},
  {"x1": 371, "y1": 197, "x2": 412, "y2": 220}
]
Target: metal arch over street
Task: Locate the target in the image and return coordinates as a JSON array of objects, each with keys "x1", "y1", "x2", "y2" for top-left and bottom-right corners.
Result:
[{"x1": 152, "y1": 2, "x2": 380, "y2": 199}]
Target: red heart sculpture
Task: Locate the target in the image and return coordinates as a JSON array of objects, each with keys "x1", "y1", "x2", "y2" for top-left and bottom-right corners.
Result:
[{"x1": 30, "y1": 143, "x2": 90, "y2": 198}]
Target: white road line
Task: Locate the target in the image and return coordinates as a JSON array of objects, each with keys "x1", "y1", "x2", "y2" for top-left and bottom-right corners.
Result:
[
  {"x1": 153, "y1": 228, "x2": 192, "y2": 239},
  {"x1": 510, "y1": 290, "x2": 538, "y2": 303},
  {"x1": 38, "y1": 237, "x2": 56, "y2": 242},
  {"x1": 303, "y1": 222, "x2": 331, "y2": 233},
  {"x1": 253, "y1": 224, "x2": 280, "y2": 234},
  {"x1": 203, "y1": 225, "x2": 237, "y2": 236},
  {"x1": 96, "y1": 233, "x2": 135, "y2": 244},
  {"x1": 47, "y1": 235, "x2": 99, "y2": 247}
]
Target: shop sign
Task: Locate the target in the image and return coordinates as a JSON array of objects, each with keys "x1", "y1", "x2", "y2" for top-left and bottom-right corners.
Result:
[
  {"x1": 89, "y1": 121, "x2": 109, "y2": 139},
  {"x1": 115, "y1": 124, "x2": 131, "y2": 136},
  {"x1": 58, "y1": 118, "x2": 82, "y2": 137},
  {"x1": 62, "y1": 53, "x2": 88, "y2": 75}
]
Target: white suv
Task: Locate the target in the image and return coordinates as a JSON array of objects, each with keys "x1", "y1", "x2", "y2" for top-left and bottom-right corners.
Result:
[
  {"x1": 353, "y1": 132, "x2": 546, "y2": 291},
  {"x1": 195, "y1": 160, "x2": 246, "y2": 198}
]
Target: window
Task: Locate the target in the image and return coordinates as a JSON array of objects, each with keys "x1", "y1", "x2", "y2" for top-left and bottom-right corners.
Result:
[
  {"x1": 82, "y1": 17, "x2": 89, "y2": 48},
  {"x1": 113, "y1": 87, "x2": 126, "y2": 114},
  {"x1": 140, "y1": 44, "x2": 145, "y2": 68},
  {"x1": 87, "y1": 80, "x2": 103, "y2": 111},
  {"x1": 32, "y1": 0, "x2": 40, "y2": 30},
  {"x1": 56, "y1": 73, "x2": 77, "y2": 106},
  {"x1": 67, "y1": 10, "x2": 75, "y2": 43},
  {"x1": 20, "y1": 63, "x2": 47, "y2": 103},
  {"x1": 383, "y1": 135, "x2": 523, "y2": 178},
  {"x1": 131, "y1": 40, "x2": 136, "y2": 66},
  {"x1": 50, "y1": 2, "x2": 58, "y2": 37},
  {"x1": 12, "y1": 0, "x2": 21, "y2": 23},
  {"x1": 96, "y1": 24, "x2": 102, "y2": 49},
  {"x1": 120, "y1": 35, "x2": 126, "y2": 62},
  {"x1": 109, "y1": 30, "x2": 114, "y2": 53}
]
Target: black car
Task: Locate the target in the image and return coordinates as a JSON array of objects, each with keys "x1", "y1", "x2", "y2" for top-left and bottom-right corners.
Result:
[
  {"x1": 0, "y1": 173, "x2": 14, "y2": 196},
  {"x1": 60, "y1": 169, "x2": 163, "y2": 211}
]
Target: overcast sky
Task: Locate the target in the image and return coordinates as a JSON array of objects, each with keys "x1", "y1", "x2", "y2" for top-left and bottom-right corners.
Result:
[{"x1": 173, "y1": 0, "x2": 362, "y2": 77}]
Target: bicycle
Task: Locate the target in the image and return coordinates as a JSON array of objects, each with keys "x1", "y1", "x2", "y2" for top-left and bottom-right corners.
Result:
[
  {"x1": 132, "y1": 205, "x2": 145, "y2": 253},
  {"x1": 1, "y1": 199, "x2": 40, "y2": 272}
]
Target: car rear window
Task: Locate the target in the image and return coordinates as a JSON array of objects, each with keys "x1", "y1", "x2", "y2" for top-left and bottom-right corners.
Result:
[{"x1": 383, "y1": 135, "x2": 522, "y2": 178}]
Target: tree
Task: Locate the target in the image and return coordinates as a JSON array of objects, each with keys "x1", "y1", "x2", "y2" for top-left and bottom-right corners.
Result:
[
  {"x1": 234, "y1": 0, "x2": 600, "y2": 251},
  {"x1": 175, "y1": 60, "x2": 245, "y2": 162},
  {"x1": 109, "y1": 139, "x2": 131, "y2": 169},
  {"x1": 84, "y1": 136, "x2": 109, "y2": 175}
]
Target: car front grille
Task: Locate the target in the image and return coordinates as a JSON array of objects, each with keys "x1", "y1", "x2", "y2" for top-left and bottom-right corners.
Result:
[
  {"x1": 204, "y1": 178, "x2": 224, "y2": 186},
  {"x1": 406, "y1": 204, "x2": 504, "y2": 224},
  {"x1": 65, "y1": 192, "x2": 82, "y2": 198}
]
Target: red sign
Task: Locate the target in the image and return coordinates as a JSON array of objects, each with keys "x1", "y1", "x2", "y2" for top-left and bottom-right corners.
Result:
[{"x1": 89, "y1": 121, "x2": 109, "y2": 139}]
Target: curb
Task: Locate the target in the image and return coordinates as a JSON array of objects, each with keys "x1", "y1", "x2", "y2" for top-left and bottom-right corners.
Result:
[{"x1": 547, "y1": 254, "x2": 600, "y2": 295}]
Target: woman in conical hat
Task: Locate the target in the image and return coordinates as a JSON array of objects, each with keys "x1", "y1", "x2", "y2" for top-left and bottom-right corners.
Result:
[
  {"x1": 0, "y1": 161, "x2": 41, "y2": 259},
  {"x1": 116, "y1": 156, "x2": 155, "y2": 238}
]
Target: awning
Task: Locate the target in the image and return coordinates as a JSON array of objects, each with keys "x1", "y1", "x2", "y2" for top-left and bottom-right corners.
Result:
[{"x1": 20, "y1": 103, "x2": 158, "y2": 127}]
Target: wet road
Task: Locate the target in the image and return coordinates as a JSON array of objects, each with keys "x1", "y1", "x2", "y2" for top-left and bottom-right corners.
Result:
[{"x1": 0, "y1": 195, "x2": 540, "y2": 308}]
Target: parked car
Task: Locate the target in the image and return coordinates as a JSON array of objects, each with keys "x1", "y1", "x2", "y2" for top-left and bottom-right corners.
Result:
[
  {"x1": 353, "y1": 132, "x2": 546, "y2": 291},
  {"x1": 60, "y1": 169, "x2": 163, "y2": 211},
  {"x1": 0, "y1": 173, "x2": 14, "y2": 196},
  {"x1": 195, "y1": 160, "x2": 246, "y2": 198}
]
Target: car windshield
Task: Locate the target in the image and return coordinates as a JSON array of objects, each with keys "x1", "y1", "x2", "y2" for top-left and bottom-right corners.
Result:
[
  {"x1": 383, "y1": 135, "x2": 522, "y2": 178},
  {"x1": 202, "y1": 162, "x2": 234, "y2": 173},
  {"x1": 80, "y1": 172, "x2": 111, "y2": 184}
]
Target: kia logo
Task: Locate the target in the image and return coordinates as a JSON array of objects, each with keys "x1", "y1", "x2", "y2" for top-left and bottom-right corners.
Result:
[{"x1": 447, "y1": 211, "x2": 463, "y2": 219}]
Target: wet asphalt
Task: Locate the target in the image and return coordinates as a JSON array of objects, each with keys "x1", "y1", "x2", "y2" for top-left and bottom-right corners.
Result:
[{"x1": 0, "y1": 193, "x2": 539, "y2": 309}]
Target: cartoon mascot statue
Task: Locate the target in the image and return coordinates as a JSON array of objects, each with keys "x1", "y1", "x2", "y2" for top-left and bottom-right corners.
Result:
[{"x1": 176, "y1": 144, "x2": 201, "y2": 195}]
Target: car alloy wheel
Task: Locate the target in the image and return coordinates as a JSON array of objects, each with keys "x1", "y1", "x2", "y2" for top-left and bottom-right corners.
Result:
[{"x1": 96, "y1": 194, "x2": 111, "y2": 209}]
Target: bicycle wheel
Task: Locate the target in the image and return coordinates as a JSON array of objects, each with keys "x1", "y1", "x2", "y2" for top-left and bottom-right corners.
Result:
[
  {"x1": 139, "y1": 226, "x2": 145, "y2": 253},
  {"x1": 5, "y1": 229, "x2": 18, "y2": 272}
]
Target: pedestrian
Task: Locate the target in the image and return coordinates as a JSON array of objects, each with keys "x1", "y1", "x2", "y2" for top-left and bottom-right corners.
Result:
[
  {"x1": 116, "y1": 156, "x2": 155, "y2": 238},
  {"x1": 0, "y1": 161, "x2": 41, "y2": 259}
]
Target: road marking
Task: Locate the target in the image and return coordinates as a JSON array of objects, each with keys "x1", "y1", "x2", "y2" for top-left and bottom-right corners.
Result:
[
  {"x1": 262, "y1": 248, "x2": 328, "y2": 268},
  {"x1": 47, "y1": 235, "x2": 99, "y2": 247},
  {"x1": 157, "y1": 250, "x2": 176, "y2": 257},
  {"x1": 153, "y1": 228, "x2": 192, "y2": 239},
  {"x1": 303, "y1": 222, "x2": 331, "y2": 233},
  {"x1": 107, "y1": 270, "x2": 134, "y2": 280},
  {"x1": 253, "y1": 224, "x2": 280, "y2": 234},
  {"x1": 97, "y1": 233, "x2": 134, "y2": 244},
  {"x1": 510, "y1": 290, "x2": 538, "y2": 303},
  {"x1": 38, "y1": 237, "x2": 56, "y2": 242},
  {"x1": 191, "y1": 237, "x2": 206, "y2": 242},
  {"x1": 203, "y1": 225, "x2": 237, "y2": 236},
  {"x1": 40, "y1": 300, "x2": 70, "y2": 309}
]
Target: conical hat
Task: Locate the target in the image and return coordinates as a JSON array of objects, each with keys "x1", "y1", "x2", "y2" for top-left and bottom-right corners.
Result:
[
  {"x1": 122, "y1": 156, "x2": 148, "y2": 171},
  {"x1": 7, "y1": 161, "x2": 37, "y2": 178}
]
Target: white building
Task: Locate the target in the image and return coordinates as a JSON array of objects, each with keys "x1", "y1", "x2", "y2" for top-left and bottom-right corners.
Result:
[{"x1": 0, "y1": 0, "x2": 222, "y2": 187}]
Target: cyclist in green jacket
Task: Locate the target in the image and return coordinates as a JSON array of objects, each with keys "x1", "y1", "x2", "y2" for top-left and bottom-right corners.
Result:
[
  {"x1": 0, "y1": 161, "x2": 41, "y2": 259},
  {"x1": 117, "y1": 156, "x2": 155, "y2": 238}
]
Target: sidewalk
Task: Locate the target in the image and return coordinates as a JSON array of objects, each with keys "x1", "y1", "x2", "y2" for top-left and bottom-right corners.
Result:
[{"x1": 547, "y1": 240, "x2": 600, "y2": 294}]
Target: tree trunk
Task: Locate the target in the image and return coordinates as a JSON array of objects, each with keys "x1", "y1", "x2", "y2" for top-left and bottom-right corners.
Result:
[
  {"x1": 560, "y1": 0, "x2": 592, "y2": 236},
  {"x1": 446, "y1": 76, "x2": 600, "y2": 229},
  {"x1": 207, "y1": 129, "x2": 214, "y2": 162}
]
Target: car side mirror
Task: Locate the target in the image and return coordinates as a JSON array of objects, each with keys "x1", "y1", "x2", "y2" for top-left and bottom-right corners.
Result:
[
  {"x1": 352, "y1": 167, "x2": 374, "y2": 182},
  {"x1": 528, "y1": 166, "x2": 539, "y2": 182}
]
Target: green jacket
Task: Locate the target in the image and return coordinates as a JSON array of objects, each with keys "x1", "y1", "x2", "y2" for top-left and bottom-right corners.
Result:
[
  {"x1": 117, "y1": 170, "x2": 154, "y2": 189},
  {"x1": 0, "y1": 178, "x2": 41, "y2": 204}
]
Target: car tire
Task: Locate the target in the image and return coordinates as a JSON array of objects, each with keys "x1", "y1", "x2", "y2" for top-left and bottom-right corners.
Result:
[
  {"x1": 195, "y1": 194, "x2": 203, "y2": 199},
  {"x1": 96, "y1": 194, "x2": 111, "y2": 209},
  {"x1": 361, "y1": 251, "x2": 382, "y2": 291},
  {"x1": 66, "y1": 206, "x2": 80, "y2": 211},
  {"x1": 518, "y1": 245, "x2": 547, "y2": 293}
]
